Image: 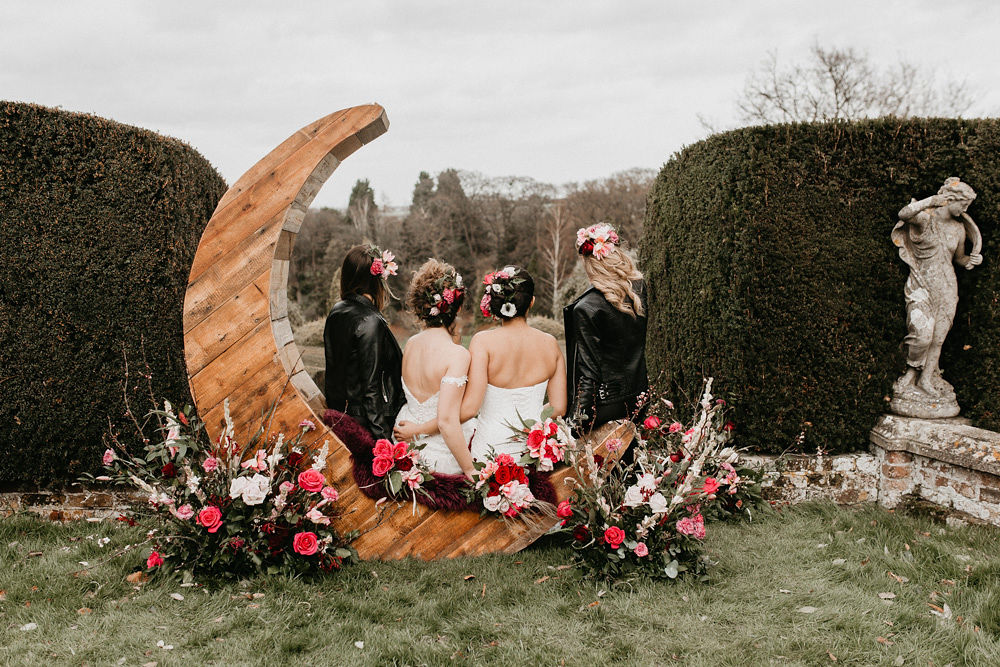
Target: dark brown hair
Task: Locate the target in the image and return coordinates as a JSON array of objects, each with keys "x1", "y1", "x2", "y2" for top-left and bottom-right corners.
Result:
[{"x1": 340, "y1": 245, "x2": 387, "y2": 310}]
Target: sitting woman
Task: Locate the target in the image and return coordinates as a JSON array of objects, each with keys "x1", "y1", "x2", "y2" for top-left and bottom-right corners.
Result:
[
  {"x1": 464, "y1": 267, "x2": 567, "y2": 460},
  {"x1": 391, "y1": 259, "x2": 477, "y2": 479},
  {"x1": 323, "y1": 244, "x2": 404, "y2": 441},
  {"x1": 563, "y1": 224, "x2": 648, "y2": 433}
]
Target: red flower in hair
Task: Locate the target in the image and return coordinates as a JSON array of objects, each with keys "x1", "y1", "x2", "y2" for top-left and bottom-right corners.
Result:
[{"x1": 579, "y1": 239, "x2": 595, "y2": 255}]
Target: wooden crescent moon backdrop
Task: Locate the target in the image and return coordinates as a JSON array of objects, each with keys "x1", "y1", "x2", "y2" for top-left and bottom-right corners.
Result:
[{"x1": 183, "y1": 104, "x2": 631, "y2": 560}]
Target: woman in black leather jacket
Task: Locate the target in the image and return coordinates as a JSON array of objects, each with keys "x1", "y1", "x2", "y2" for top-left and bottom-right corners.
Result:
[
  {"x1": 563, "y1": 224, "x2": 648, "y2": 432},
  {"x1": 324, "y1": 244, "x2": 405, "y2": 441}
]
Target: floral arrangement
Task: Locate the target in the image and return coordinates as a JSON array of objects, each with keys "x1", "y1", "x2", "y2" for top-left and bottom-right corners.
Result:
[
  {"x1": 576, "y1": 223, "x2": 620, "y2": 260},
  {"x1": 370, "y1": 438, "x2": 434, "y2": 506},
  {"x1": 541, "y1": 379, "x2": 761, "y2": 581},
  {"x1": 509, "y1": 412, "x2": 570, "y2": 472},
  {"x1": 414, "y1": 269, "x2": 465, "y2": 327},
  {"x1": 89, "y1": 401, "x2": 358, "y2": 580},
  {"x1": 367, "y1": 244, "x2": 398, "y2": 279},
  {"x1": 467, "y1": 453, "x2": 536, "y2": 517},
  {"x1": 479, "y1": 265, "x2": 527, "y2": 319}
]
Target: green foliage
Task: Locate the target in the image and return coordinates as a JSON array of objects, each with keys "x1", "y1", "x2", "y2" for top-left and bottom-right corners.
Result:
[
  {"x1": 0, "y1": 102, "x2": 227, "y2": 485},
  {"x1": 641, "y1": 117, "x2": 1000, "y2": 454},
  {"x1": 527, "y1": 315, "x2": 565, "y2": 340}
]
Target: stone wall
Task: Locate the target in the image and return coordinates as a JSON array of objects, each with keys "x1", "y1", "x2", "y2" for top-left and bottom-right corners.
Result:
[{"x1": 0, "y1": 487, "x2": 136, "y2": 521}]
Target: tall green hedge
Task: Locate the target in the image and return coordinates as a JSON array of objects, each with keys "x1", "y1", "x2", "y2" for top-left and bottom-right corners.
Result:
[
  {"x1": 641, "y1": 118, "x2": 1000, "y2": 454},
  {"x1": 0, "y1": 102, "x2": 227, "y2": 485}
]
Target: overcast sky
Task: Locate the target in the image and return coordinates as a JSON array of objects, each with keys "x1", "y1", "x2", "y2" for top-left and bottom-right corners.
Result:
[{"x1": 3, "y1": 1, "x2": 998, "y2": 209}]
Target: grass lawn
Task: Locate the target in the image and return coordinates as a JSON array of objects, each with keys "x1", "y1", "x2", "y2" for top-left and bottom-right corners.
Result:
[{"x1": 2, "y1": 502, "x2": 999, "y2": 666}]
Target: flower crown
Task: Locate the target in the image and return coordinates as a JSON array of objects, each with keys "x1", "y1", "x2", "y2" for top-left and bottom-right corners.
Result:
[
  {"x1": 366, "y1": 244, "x2": 398, "y2": 280},
  {"x1": 480, "y1": 266, "x2": 527, "y2": 319},
  {"x1": 417, "y1": 270, "x2": 465, "y2": 327},
  {"x1": 576, "y1": 223, "x2": 620, "y2": 260}
]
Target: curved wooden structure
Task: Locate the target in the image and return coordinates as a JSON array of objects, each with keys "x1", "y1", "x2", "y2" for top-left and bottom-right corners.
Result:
[{"x1": 183, "y1": 105, "x2": 632, "y2": 559}]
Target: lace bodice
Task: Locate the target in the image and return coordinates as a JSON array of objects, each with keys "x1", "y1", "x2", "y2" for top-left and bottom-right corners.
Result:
[{"x1": 395, "y1": 375, "x2": 473, "y2": 475}]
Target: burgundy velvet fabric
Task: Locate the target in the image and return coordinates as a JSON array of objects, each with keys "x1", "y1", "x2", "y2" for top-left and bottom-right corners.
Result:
[{"x1": 321, "y1": 409, "x2": 556, "y2": 510}]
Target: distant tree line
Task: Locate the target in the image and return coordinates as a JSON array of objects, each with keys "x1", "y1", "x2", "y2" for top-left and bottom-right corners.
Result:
[{"x1": 287, "y1": 168, "x2": 655, "y2": 328}]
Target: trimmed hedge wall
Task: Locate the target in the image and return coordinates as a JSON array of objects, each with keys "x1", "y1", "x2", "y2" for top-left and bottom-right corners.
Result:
[
  {"x1": 0, "y1": 102, "x2": 226, "y2": 485},
  {"x1": 641, "y1": 118, "x2": 1000, "y2": 454}
]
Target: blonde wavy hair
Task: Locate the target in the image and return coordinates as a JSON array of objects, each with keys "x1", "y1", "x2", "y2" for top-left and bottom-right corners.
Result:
[{"x1": 583, "y1": 248, "x2": 644, "y2": 317}]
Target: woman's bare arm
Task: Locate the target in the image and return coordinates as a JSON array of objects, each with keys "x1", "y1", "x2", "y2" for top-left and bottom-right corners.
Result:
[
  {"x1": 460, "y1": 333, "x2": 489, "y2": 422},
  {"x1": 546, "y1": 336, "x2": 568, "y2": 418},
  {"x1": 438, "y1": 348, "x2": 475, "y2": 479}
]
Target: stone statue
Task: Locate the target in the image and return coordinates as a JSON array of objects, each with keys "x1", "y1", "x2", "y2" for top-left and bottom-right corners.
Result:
[{"x1": 890, "y1": 177, "x2": 982, "y2": 418}]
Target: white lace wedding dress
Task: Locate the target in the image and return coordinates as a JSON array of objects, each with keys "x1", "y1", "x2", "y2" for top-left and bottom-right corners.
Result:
[
  {"x1": 469, "y1": 380, "x2": 548, "y2": 461},
  {"x1": 394, "y1": 376, "x2": 476, "y2": 475}
]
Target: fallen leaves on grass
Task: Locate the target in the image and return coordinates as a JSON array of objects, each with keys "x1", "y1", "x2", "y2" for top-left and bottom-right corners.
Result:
[
  {"x1": 169, "y1": 593, "x2": 184, "y2": 601},
  {"x1": 125, "y1": 571, "x2": 148, "y2": 585},
  {"x1": 463, "y1": 574, "x2": 475, "y2": 581},
  {"x1": 887, "y1": 571, "x2": 909, "y2": 584},
  {"x1": 878, "y1": 592, "x2": 897, "y2": 600},
  {"x1": 534, "y1": 576, "x2": 550, "y2": 584},
  {"x1": 797, "y1": 606, "x2": 818, "y2": 614},
  {"x1": 77, "y1": 607, "x2": 92, "y2": 615}
]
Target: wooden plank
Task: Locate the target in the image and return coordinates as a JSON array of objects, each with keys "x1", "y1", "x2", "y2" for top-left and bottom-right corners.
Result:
[
  {"x1": 184, "y1": 273, "x2": 270, "y2": 376},
  {"x1": 189, "y1": 322, "x2": 278, "y2": 414}
]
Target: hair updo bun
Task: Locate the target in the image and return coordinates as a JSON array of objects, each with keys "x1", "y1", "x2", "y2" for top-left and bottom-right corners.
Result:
[
  {"x1": 406, "y1": 259, "x2": 466, "y2": 332},
  {"x1": 479, "y1": 265, "x2": 534, "y2": 321}
]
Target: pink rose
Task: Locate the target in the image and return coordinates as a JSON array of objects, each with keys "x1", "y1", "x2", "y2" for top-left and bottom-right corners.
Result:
[
  {"x1": 298, "y1": 468, "x2": 325, "y2": 493},
  {"x1": 603, "y1": 526, "x2": 626, "y2": 549},
  {"x1": 372, "y1": 456, "x2": 393, "y2": 477},
  {"x1": 321, "y1": 486, "x2": 340, "y2": 502},
  {"x1": 146, "y1": 551, "x2": 163, "y2": 569},
  {"x1": 202, "y1": 457, "x2": 219, "y2": 473},
  {"x1": 279, "y1": 481, "x2": 295, "y2": 494},
  {"x1": 702, "y1": 477, "x2": 720, "y2": 494},
  {"x1": 293, "y1": 531, "x2": 319, "y2": 556},
  {"x1": 175, "y1": 504, "x2": 194, "y2": 520},
  {"x1": 102, "y1": 449, "x2": 115, "y2": 466},
  {"x1": 392, "y1": 442, "x2": 409, "y2": 459},
  {"x1": 676, "y1": 514, "x2": 706, "y2": 539},
  {"x1": 556, "y1": 500, "x2": 573, "y2": 518},
  {"x1": 370, "y1": 258, "x2": 384, "y2": 276},
  {"x1": 643, "y1": 415, "x2": 662, "y2": 430},
  {"x1": 197, "y1": 506, "x2": 223, "y2": 533},
  {"x1": 495, "y1": 453, "x2": 516, "y2": 466},
  {"x1": 305, "y1": 508, "x2": 331, "y2": 526},
  {"x1": 668, "y1": 422, "x2": 683, "y2": 433},
  {"x1": 633, "y1": 542, "x2": 649, "y2": 557},
  {"x1": 373, "y1": 439, "x2": 394, "y2": 459}
]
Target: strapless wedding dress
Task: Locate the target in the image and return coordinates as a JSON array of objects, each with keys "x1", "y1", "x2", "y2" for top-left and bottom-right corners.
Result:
[
  {"x1": 470, "y1": 380, "x2": 548, "y2": 461},
  {"x1": 394, "y1": 376, "x2": 475, "y2": 475}
]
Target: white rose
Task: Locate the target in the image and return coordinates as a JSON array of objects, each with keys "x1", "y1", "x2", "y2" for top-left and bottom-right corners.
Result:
[
  {"x1": 455, "y1": 274, "x2": 463, "y2": 287},
  {"x1": 636, "y1": 473, "x2": 657, "y2": 493},
  {"x1": 231, "y1": 473, "x2": 270, "y2": 506},
  {"x1": 500, "y1": 302, "x2": 517, "y2": 317},
  {"x1": 503, "y1": 266, "x2": 517, "y2": 275},
  {"x1": 647, "y1": 492, "x2": 668, "y2": 515},
  {"x1": 623, "y1": 485, "x2": 644, "y2": 508}
]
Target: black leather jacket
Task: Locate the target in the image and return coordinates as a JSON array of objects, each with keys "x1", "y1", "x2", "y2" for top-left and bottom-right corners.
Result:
[
  {"x1": 564, "y1": 282, "x2": 649, "y2": 431},
  {"x1": 323, "y1": 294, "x2": 404, "y2": 441}
]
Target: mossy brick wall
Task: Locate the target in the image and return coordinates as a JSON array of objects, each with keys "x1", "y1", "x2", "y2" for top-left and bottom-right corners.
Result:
[
  {"x1": 0, "y1": 102, "x2": 226, "y2": 485},
  {"x1": 641, "y1": 118, "x2": 1000, "y2": 454}
]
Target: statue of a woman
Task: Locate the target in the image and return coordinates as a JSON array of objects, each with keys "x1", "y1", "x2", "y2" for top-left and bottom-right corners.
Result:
[{"x1": 890, "y1": 177, "x2": 982, "y2": 418}]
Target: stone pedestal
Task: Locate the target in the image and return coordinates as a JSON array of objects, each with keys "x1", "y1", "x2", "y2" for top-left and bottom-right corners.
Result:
[{"x1": 870, "y1": 413, "x2": 1000, "y2": 523}]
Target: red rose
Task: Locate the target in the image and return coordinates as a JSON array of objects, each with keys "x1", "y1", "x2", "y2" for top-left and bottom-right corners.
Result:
[
  {"x1": 724, "y1": 421, "x2": 736, "y2": 432},
  {"x1": 160, "y1": 462, "x2": 177, "y2": 478},
  {"x1": 197, "y1": 506, "x2": 223, "y2": 533},
  {"x1": 643, "y1": 415, "x2": 662, "y2": 430},
  {"x1": 298, "y1": 468, "x2": 325, "y2": 492},
  {"x1": 395, "y1": 456, "x2": 413, "y2": 472},
  {"x1": 603, "y1": 526, "x2": 626, "y2": 549},
  {"x1": 579, "y1": 239, "x2": 595, "y2": 255},
  {"x1": 373, "y1": 439, "x2": 394, "y2": 459},
  {"x1": 286, "y1": 452, "x2": 304, "y2": 468},
  {"x1": 526, "y1": 429, "x2": 546, "y2": 449},
  {"x1": 146, "y1": 550, "x2": 163, "y2": 569},
  {"x1": 556, "y1": 500, "x2": 573, "y2": 518},
  {"x1": 292, "y1": 531, "x2": 319, "y2": 556},
  {"x1": 494, "y1": 465, "x2": 512, "y2": 485},
  {"x1": 372, "y1": 456, "x2": 394, "y2": 477},
  {"x1": 702, "y1": 477, "x2": 720, "y2": 494},
  {"x1": 547, "y1": 422, "x2": 559, "y2": 437},
  {"x1": 392, "y1": 442, "x2": 409, "y2": 459},
  {"x1": 514, "y1": 467, "x2": 528, "y2": 485},
  {"x1": 488, "y1": 479, "x2": 500, "y2": 495},
  {"x1": 572, "y1": 525, "x2": 590, "y2": 542},
  {"x1": 669, "y1": 451, "x2": 682, "y2": 463}
]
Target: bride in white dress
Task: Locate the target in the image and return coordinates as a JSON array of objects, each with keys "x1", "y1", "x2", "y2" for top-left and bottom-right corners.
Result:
[
  {"x1": 391, "y1": 260, "x2": 476, "y2": 478},
  {"x1": 460, "y1": 266, "x2": 567, "y2": 461}
]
